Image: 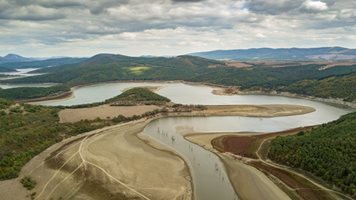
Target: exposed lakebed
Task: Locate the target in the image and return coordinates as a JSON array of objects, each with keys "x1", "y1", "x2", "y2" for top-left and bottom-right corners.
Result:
[{"x1": 32, "y1": 82, "x2": 351, "y2": 200}]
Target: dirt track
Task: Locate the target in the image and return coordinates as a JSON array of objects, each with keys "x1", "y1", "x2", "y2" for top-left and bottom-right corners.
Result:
[
  {"x1": 0, "y1": 120, "x2": 191, "y2": 200},
  {"x1": 0, "y1": 104, "x2": 317, "y2": 200}
]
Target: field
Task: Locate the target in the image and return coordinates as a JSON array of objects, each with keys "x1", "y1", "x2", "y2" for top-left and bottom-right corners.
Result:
[{"x1": 127, "y1": 66, "x2": 152, "y2": 75}]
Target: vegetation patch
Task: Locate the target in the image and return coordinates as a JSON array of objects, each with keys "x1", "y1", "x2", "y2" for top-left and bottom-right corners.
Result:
[
  {"x1": 0, "y1": 85, "x2": 70, "y2": 101},
  {"x1": 0, "y1": 99, "x2": 113, "y2": 180},
  {"x1": 106, "y1": 87, "x2": 170, "y2": 106},
  {"x1": 268, "y1": 112, "x2": 356, "y2": 197},
  {"x1": 20, "y1": 176, "x2": 36, "y2": 190},
  {"x1": 127, "y1": 66, "x2": 151, "y2": 75},
  {"x1": 282, "y1": 72, "x2": 356, "y2": 102}
]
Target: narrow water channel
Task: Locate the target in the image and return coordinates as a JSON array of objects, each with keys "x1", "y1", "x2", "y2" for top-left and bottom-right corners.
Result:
[{"x1": 32, "y1": 82, "x2": 351, "y2": 199}]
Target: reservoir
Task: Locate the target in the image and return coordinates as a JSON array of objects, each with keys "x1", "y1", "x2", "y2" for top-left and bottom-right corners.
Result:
[{"x1": 34, "y1": 82, "x2": 351, "y2": 200}]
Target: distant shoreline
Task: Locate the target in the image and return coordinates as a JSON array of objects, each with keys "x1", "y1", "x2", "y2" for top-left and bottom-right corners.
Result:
[{"x1": 23, "y1": 80, "x2": 356, "y2": 109}]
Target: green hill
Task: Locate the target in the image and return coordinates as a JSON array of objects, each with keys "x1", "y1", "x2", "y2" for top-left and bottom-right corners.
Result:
[
  {"x1": 106, "y1": 87, "x2": 170, "y2": 105},
  {"x1": 282, "y1": 72, "x2": 356, "y2": 102},
  {"x1": 268, "y1": 112, "x2": 356, "y2": 197},
  {"x1": 2, "y1": 54, "x2": 356, "y2": 102},
  {"x1": 7, "y1": 54, "x2": 224, "y2": 85},
  {"x1": 0, "y1": 85, "x2": 70, "y2": 100}
]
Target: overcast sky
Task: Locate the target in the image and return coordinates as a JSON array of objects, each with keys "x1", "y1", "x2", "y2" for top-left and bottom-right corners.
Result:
[{"x1": 0, "y1": 0, "x2": 355, "y2": 57}]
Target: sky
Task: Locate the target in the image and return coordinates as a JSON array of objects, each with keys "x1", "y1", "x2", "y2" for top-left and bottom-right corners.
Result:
[{"x1": 0, "y1": 0, "x2": 355, "y2": 57}]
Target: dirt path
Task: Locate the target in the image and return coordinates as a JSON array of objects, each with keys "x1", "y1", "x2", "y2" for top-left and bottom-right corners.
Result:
[{"x1": 0, "y1": 119, "x2": 192, "y2": 200}]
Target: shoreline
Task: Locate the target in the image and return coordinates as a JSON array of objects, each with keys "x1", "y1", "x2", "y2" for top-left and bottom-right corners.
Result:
[
  {"x1": 23, "y1": 80, "x2": 356, "y2": 109},
  {"x1": 0, "y1": 117, "x2": 193, "y2": 200},
  {"x1": 0, "y1": 104, "x2": 316, "y2": 200},
  {"x1": 184, "y1": 132, "x2": 292, "y2": 200},
  {"x1": 185, "y1": 128, "x2": 349, "y2": 200}
]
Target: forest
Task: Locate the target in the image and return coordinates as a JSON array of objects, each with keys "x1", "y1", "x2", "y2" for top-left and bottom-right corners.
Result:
[
  {"x1": 0, "y1": 85, "x2": 70, "y2": 100},
  {"x1": 0, "y1": 99, "x2": 119, "y2": 180},
  {"x1": 1, "y1": 54, "x2": 356, "y2": 102},
  {"x1": 268, "y1": 112, "x2": 356, "y2": 197}
]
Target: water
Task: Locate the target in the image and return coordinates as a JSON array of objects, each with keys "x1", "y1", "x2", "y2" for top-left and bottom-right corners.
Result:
[
  {"x1": 32, "y1": 81, "x2": 351, "y2": 200},
  {"x1": 0, "y1": 68, "x2": 43, "y2": 77},
  {"x1": 143, "y1": 112, "x2": 350, "y2": 200},
  {"x1": 0, "y1": 68, "x2": 54, "y2": 88},
  {"x1": 0, "y1": 83, "x2": 57, "y2": 89}
]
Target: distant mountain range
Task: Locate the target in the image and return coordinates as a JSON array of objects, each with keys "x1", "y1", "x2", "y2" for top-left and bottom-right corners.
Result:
[
  {"x1": 0, "y1": 54, "x2": 35, "y2": 64},
  {"x1": 0, "y1": 54, "x2": 86, "y2": 69},
  {"x1": 189, "y1": 47, "x2": 356, "y2": 61}
]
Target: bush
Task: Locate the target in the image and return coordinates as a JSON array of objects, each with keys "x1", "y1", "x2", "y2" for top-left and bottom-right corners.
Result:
[{"x1": 20, "y1": 176, "x2": 36, "y2": 190}]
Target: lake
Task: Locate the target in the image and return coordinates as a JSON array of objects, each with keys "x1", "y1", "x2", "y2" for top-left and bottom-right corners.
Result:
[{"x1": 34, "y1": 81, "x2": 351, "y2": 200}]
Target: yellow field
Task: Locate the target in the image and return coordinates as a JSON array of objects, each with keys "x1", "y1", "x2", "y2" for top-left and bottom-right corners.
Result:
[{"x1": 128, "y1": 66, "x2": 151, "y2": 75}]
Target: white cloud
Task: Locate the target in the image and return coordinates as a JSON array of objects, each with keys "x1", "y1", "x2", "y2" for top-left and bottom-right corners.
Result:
[
  {"x1": 0, "y1": 0, "x2": 355, "y2": 57},
  {"x1": 302, "y1": 0, "x2": 328, "y2": 11}
]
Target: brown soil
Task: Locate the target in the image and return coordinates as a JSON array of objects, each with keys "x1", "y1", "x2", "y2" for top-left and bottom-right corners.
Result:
[
  {"x1": 213, "y1": 135, "x2": 260, "y2": 158},
  {"x1": 212, "y1": 127, "x2": 312, "y2": 159},
  {"x1": 225, "y1": 61, "x2": 253, "y2": 68},
  {"x1": 212, "y1": 87, "x2": 240, "y2": 95},
  {"x1": 59, "y1": 105, "x2": 160, "y2": 123}
]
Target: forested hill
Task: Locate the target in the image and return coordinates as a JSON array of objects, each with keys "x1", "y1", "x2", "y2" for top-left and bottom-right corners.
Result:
[
  {"x1": 268, "y1": 112, "x2": 356, "y2": 197},
  {"x1": 3, "y1": 54, "x2": 225, "y2": 85},
  {"x1": 2, "y1": 53, "x2": 356, "y2": 102},
  {"x1": 282, "y1": 72, "x2": 356, "y2": 102}
]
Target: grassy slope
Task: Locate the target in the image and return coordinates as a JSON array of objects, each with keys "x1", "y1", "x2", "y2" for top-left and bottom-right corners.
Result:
[{"x1": 268, "y1": 112, "x2": 356, "y2": 197}]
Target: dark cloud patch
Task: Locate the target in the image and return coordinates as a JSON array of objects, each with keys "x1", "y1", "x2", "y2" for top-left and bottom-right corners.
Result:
[
  {"x1": 245, "y1": 0, "x2": 304, "y2": 14},
  {"x1": 0, "y1": 4, "x2": 65, "y2": 21},
  {"x1": 172, "y1": 0, "x2": 205, "y2": 2},
  {"x1": 39, "y1": 1, "x2": 84, "y2": 8}
]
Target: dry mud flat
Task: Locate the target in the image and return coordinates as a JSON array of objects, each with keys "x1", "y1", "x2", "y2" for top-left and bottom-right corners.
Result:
[
  {"x1": 0, "y1": 104, "x2": 316, "y2": 200},
  {"x1": 201, "y1": 105, "x2": 315, "y2": 117},
  {"x1": 0, "y1": 120, "x2": 192, "y2": 200},
  {"x1": 59, "y1": 105, "x2": 160, "y2": 123}
]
